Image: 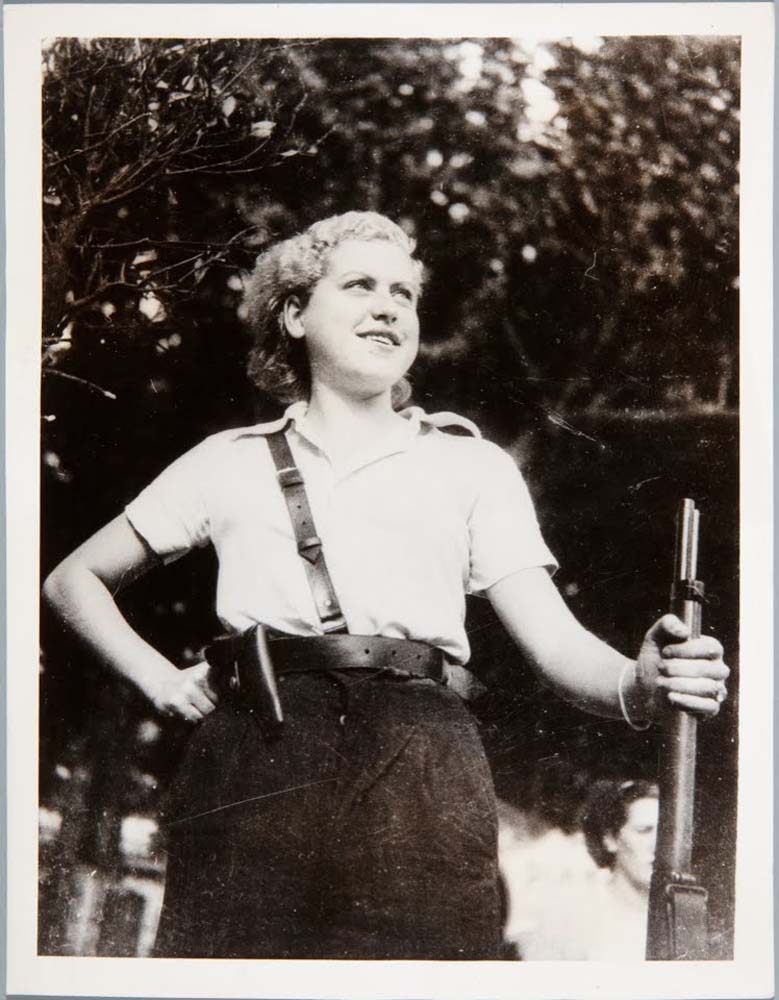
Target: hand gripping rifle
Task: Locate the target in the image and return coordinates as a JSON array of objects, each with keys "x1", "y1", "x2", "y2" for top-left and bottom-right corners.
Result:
[{"x1": 646, "y1": 499, "x2": 709, "y2": 960}]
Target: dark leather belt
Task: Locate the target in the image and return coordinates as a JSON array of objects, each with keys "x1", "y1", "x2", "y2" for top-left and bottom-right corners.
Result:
[
  {"x1": 267, "y1": 632, "x2": 445, "y2": 681},
  {"x1": 205, "y1": 628, "x2": 445, "y2": 724}
]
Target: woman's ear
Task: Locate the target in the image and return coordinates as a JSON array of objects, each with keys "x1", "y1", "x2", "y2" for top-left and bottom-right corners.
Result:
[
  {"x1": 283, "y1": 295, "x2": 306, "y2": 340},
  {"x1": 603, "y1": 833, "x2": 618, "y2": 856}
]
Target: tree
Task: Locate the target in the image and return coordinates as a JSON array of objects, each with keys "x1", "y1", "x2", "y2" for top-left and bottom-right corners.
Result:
[
  {"x1": 43, "y1": 35, "x2": 739, "y2": 450},
  {"x1": 534, "y1": 36, "x2": 740, "y2": 413}
]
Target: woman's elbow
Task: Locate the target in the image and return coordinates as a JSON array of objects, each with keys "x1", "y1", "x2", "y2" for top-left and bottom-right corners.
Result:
[
  {"x1": 42, "y1": 560, "x2": 86, "y2": 619},
  {"x1": 43, "y1": 564, "x2": 67, "y2": 612}
]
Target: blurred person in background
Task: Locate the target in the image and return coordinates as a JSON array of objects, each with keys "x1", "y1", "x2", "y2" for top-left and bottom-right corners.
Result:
[
  {"x1": 508, "y1": 778, "x2": 659, "y2": 960},
  {"x1": 43, "y1": 211, "x2": 727, "y2": 960},
  {"x1": 580, "y1": 779, "x2": 659, "y2": 960}
]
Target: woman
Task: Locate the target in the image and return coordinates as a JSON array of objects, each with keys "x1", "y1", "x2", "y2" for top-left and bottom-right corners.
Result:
[
  {"x1": 508, "y1": 779, "x2": 659, "y2": 960},
  {"x1": 580, "y1": 779, "x2": 660, "y2": 959},
  {"x1": 43, "y1": 211, "x2": 729, "y2": 960}
]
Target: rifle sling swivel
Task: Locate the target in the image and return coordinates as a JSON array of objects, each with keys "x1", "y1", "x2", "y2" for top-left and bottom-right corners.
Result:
[{"x1": 671, "y1": 578, "x2": 706, "y2": 604}]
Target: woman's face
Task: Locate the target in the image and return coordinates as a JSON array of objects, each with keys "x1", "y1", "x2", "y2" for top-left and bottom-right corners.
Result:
[
  {"x1": 284, "y1": 239, "x2": 420, "y2": 400},
  {"x1": 606, "y1": 795, "x2": 659, "y2": 892}
]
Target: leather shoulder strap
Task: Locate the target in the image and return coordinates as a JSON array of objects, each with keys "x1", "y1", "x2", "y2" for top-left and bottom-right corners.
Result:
[{"x1": 266, "y1": 429, "x2": 348, "y2": 634}]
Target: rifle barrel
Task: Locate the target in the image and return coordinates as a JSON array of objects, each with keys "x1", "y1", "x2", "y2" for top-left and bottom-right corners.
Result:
[{"x1": 646, "y1": 499, "x2": 709, "y2": 960}]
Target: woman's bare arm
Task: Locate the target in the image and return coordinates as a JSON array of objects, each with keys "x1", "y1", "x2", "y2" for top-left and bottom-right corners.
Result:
[
  {"x1": 42, "y1": 514, "x2": 217, "y2": 721},
  {"x1": 487, "y1": 567, "x2": 728, "y2": 722}
]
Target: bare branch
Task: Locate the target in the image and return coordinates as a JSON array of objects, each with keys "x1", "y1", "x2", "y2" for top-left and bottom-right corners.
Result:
[
  {"x1": 263, "y1": 39, "x2": 325, "y2": 56},
  {"x1": 83, "y1": 83, "x2": 97, "y2": 144},
  {"x1": 220, "y1": 50, "x2": 264, "y2": 95},
  {"x1": 85, "y1": 247, "x2": 103, "y2": 294},
  {"x1": 164, "y1": 138, "x2": 272, "y2": 176},
  {"x1": 46, "y1": 113, "x2": 152, "y2": 168},
  {"x1": 67, "y1": 280, "x2": 143, "y2": 312},
  {"x1": 286, "y1": 92, "x2": 309, "y2": 137},
  {"x1": 75, "y1": 237, "x2": 156, "y2": 250},
  {"x1": 43, "y1": 368, "x2": 118, "y2": 400},
  {"x1": 76, "y1": 227, "x2": 260, "y2": 252}
]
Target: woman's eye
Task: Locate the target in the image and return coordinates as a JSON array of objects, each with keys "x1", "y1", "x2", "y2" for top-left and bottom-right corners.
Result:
[
  {"x1": 393, "y1": 287, "x2": 414, "y2": 302},
  {"x1": 345, "y1": 278, "x2": 370, "y2": 290}
]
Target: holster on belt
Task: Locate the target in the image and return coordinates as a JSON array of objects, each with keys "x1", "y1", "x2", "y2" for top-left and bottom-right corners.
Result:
[{"x1": 204, "y1": 624, "x2": 284, "y2": 726}]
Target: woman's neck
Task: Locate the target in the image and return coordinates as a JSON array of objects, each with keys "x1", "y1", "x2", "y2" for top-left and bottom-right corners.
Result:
[
  {"x1": 608, "y1": 868, "x2": 650, "y2": 910},
  {"x1": 303, "y1": 383, "x2": 404, "y2": 459}
]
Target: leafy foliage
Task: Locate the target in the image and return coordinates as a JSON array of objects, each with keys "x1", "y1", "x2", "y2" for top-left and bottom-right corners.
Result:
[
  {"x1": 43, "y1": 36, "x2": 738, "y2": 446},
  {"x1": 534, "y1": 37, "x2": 740, "y2": 412}
]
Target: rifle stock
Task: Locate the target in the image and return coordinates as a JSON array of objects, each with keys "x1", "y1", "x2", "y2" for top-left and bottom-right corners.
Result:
[{"x1": 646, "y1": 499, "x2": 710, "y2": 960}]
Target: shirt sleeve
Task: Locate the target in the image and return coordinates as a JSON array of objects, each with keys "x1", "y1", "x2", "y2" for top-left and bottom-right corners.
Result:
[
  {"x1": 467, "y1": 442, "x2": 558, "y2": 594},
  {"x1": 124, "y1": 437, "x2": 216, "y2": 564}
]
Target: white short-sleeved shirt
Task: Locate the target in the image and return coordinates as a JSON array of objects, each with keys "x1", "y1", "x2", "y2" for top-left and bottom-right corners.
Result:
[{"x1": 125, "y1": 402, "x2": 557, "y2": 665}]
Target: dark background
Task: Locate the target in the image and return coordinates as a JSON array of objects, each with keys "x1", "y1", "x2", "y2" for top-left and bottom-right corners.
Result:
[{"x1": 38, "y1": 35, "x2": 739, "y2": 957}]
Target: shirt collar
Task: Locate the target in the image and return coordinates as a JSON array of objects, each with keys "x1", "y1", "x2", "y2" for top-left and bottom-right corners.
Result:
[
  {"x1": 229, "y1": 401, "x2": 307, "y2": 440},
  {"x1": 231, "y1": 401, "x2": 481, "y2": 444},
  {"x1": 398, "y1": 406, "x2": 481, "y2": 439}
]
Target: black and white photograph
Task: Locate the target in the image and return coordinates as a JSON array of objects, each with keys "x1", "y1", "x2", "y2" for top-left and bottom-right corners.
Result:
[{"x1": 4, "y1": 4, "x2": 774, "y2": 999}]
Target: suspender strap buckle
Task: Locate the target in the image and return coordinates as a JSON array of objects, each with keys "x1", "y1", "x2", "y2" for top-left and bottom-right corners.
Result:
[
  {"x1": 298, "y1": 535, "x2": 323, "y2": 563},
  {"x1": 277, "y1": 466, "x2": 304, "y2": 489},
  {"x1": 321, "y1": 615, "x2": 349, "y2": 634}
]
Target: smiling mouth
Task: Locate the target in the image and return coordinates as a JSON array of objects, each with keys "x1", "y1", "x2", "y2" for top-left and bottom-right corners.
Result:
[{"x1": 357, "y1": 330, "x2": 401, "y2": 347}]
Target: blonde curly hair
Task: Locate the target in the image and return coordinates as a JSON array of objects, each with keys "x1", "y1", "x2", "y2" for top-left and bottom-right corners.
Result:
[{"x1": 243, "y1": 211, "x2": 423, "y2": 407}]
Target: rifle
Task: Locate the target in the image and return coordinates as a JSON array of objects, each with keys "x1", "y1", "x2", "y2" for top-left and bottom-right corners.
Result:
[{"x1": 646, "y1": 498, "x2": 709, "y2": 960}]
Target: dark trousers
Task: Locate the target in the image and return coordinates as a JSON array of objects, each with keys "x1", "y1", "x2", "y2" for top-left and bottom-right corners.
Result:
[{"x1": 155, "y1": 670, "x2": 500, "y2": 960}]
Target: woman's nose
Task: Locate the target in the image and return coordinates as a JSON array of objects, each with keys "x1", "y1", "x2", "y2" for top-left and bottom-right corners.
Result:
[{"x1": 370, "y1": 289, "x2": 398, "y2": 321}]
